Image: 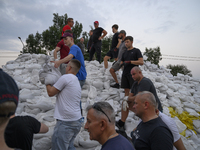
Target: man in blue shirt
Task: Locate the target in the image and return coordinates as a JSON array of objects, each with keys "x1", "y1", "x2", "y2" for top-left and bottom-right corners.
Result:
[{"x1": 54, "y1": 32, "x2": 87, "y2": 87}]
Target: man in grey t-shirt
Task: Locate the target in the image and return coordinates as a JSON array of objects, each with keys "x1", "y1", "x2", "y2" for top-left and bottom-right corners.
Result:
[{"x1": 110, "y1": 30, "x2": 127, "y2": 89}]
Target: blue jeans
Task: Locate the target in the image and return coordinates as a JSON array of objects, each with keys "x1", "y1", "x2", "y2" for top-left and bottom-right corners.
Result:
[{"x1": 51, "y1": 118, "x2": 82, "y2": 150}]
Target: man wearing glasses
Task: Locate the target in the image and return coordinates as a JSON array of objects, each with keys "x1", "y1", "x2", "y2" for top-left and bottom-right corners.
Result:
[
  {"x1": 62, "y1": 18, "x2": 74, "y2": 35},
  {"x1": 84, "y1": 102, "x2": 134, "y2": 150},
  {"x1": 89, "y1": 21, "x2": 107, "y2": 63}
]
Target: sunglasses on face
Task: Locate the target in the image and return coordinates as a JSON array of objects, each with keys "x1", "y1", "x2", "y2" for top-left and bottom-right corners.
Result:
[{"x1": 92, "y1": 103, "x2": 111, "y2": 122}]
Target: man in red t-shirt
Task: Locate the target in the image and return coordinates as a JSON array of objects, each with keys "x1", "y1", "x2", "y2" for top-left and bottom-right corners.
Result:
[
  {"x1": 54, "y1": 30, "x2": 73, "y2": 75},
  {"x1": 62, "y1": 18, "x2": 74, "y2": 35}
]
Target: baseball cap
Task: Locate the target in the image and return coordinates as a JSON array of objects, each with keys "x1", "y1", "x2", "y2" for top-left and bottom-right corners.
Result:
[
  {"x1": 94, "y1": 21, "x2": 99, "y2": 24},
  {"x1": 119, "y1": 30, "x2": 126, "y2": 35},
  {"x1": 60, "y1": 32, "x2": 73, "y2": 39},
  {"x1": 0, "y1": 69, "x2": 19, "y2": 107}
]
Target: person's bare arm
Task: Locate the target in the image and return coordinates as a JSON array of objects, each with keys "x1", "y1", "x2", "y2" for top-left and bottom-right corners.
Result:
[
  {"x1": 130, "y1": 57, "x2": 144, "y2": 66},
  {"x1": 99, "y1": 30, "x2": 107, "y2": 40},
  {"x1": 53, "y1": 54, "x2": 74, "y2": 68},
  {"x1": 53, "y1": 47, "x2": 61, "y2": 60},
  {"x1": 173, "y1": 138, "x2": 186, "y2": 150},
  {"x1": 116, "y1": 39, "x2": 122, "y2": 49},
  {"x1": 39, "y1": 123, "x2": 49, "y2": 133},
  {"x1": 46, "y1": 85, "x2": 60, "y2": 97}
]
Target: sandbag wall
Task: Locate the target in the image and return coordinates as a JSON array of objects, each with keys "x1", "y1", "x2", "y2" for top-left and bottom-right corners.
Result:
[{"x1": 2, "y1": 53, "x2": 200, "y2": 150}]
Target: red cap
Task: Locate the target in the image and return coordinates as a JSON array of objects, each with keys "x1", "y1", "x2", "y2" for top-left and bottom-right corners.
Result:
[{"x1": 94, "y1": 21, "x2": 99, "y2": 24}]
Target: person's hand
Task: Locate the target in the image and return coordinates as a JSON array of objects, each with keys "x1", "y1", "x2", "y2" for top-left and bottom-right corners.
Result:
[
  {"x1": 122, "y1": 96, "x2": 129, "y2": 111},
  {"x1": 51, "y1": 60, "x2": 61, "y2": 68},
  {"x1": 98, "y1": 36, "x2": 102, "y2": 40},
  {"x1": 124, "y1": 61, "x2": 131, "y2": 64}
]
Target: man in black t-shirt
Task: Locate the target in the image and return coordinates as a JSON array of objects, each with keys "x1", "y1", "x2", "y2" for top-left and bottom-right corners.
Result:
[
  {"x1": 89, "y1": 21, "x2": 107, "y2": 63},
  {"x1": 5, "y1": 115, "x2": 49, "y2": 150},
  {"x1": 116, "y1": 66, "x2": 163, "y2": 130},
  {"x1": 131, "y1": 91, "x2": 173, "y2": 150},
  {"x1": 104, "y1": 24, "x2": 121, "y2": 69},
  {"x1": 120, "y1": 36, "x2": 143, "y2": 96}
]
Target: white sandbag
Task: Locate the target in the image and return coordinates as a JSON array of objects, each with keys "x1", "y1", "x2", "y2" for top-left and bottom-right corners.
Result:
[
  {"x1": 183, "y1": 108, "x2": 199, "y2": 117},
  {"x1": 81, "y1": 90, "x2": 88, "y2": 98},
  {"x1": 92, "y1": 80, "x2": 104, "y2": 90},
  {"x1": 193, "y1": 120, "x2": 200, "y2": 129},
  {"x1": 6, "y1": 64, "x2": 20, "y2": 70},
  {"x1": 183, "y1": 102, "x2": 197, "y2": 109},
  {"x1": 20, "y1": 83, "x2": 38, "y2": 90},
  {"x1": 175, "y1": 107, "x2": 183, "y2": 114},
  {"x1": 173, "y1": 117, "x2": 187, "y2": 133},
  {"x1": 26, "y1": 100, "x2": 54, "y2": 112},
  {"x1": 39, "y1": 63, "x2": 61, "y2": 86},
  {"x1": 104, "y1": 80, "x2": 110, "y2": 89},
  {"x1": 88, "y1": 85, "x2": 97, "y2": 99},
  {"x1": 32, "y1": 137, "x2": 51, "y2": 150}
]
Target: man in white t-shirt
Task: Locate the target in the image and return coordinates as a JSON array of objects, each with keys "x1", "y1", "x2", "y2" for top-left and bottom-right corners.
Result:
[{"x1": 46, "y1": 59, "x2": 82, "y2": 150}]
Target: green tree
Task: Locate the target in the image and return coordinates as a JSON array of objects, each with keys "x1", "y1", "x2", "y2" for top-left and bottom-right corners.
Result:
[
  {"x1": 24, "y1": 13, "x2": 83, "y2": 53},
  {"x1": 24, "y1": 32, "x2": 46, "y2": 54},
  {"x1": 72, "y1": 21, "x2": 83, "y2": 44},
  {"x1": 166, "y1": 64, "x2": 192, "y2": 77},
  {"x1": 143, "y1": 46, "x2": 162, "y2": 66}
]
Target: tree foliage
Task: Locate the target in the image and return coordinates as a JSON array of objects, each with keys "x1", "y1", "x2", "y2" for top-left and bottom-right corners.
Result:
[
  {"x1": 24, "y1": 32, "x2": 46, "y2": 54},
  {"x1": 24, "y1": 13, "x2": 83, "y2": 53},
  {"x1": 166, "y1": 64, "x2": 192, "y2": 77},
  {"x1": 143, "y1": 46, "x2": 162, "y2": 66}
]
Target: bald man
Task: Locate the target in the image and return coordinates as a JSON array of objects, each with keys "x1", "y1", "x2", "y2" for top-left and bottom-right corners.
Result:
[{"x1": 131, "y1": 91, "x2": 173, "y2": 150}]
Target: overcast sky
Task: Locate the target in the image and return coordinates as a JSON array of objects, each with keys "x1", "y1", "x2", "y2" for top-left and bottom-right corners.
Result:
[{"x1": 0, "y1": 0, "x2": 200, "y2": 78}]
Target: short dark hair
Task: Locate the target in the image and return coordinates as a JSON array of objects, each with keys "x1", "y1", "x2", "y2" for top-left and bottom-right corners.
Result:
[
  {"x1": 112, "y1": 24, "x2": 118, "y2": 30},
  {"x1": 69, "y1": 59, "x2": 81, "y2": 74},
  {"x1": 119, "y1": 30, "x2": 126, "y2": 36},
  {"x1": 67, "y1": 18, "x2": 73, "y2": 23},
  {"x1": 124, "y1": 36, "x2": 134, "y2": 42}
]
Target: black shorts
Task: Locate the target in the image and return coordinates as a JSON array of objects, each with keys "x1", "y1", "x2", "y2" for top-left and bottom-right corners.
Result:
[
  {"x1": 121, "y1": 74, "x2": 134, "y2": 89},
  {"x1": 106, "y1": 48, "x2": 119, "y2": 59}
]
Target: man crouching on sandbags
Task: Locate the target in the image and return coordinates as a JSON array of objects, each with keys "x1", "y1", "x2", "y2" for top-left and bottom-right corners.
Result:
[{"x1": 46, "y1": 59, "x2": 83, "y2": 150}]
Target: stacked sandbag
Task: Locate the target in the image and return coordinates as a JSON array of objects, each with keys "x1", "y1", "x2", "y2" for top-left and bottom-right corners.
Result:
[{"x1": 2, "y1": 53, "x2": 200, "y2": 150}]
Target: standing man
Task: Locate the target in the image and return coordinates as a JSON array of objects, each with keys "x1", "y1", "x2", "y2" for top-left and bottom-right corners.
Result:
[
  {"x1": 110, "y1": 30, "x2": 127, "y2": 89},
  {"x1": 0, "y1": 69, "x2": 18, "y2": 150},
  {"x1": 104, "y1": 24, "x2": 121, "y2": 69},
  {"x1": 116, "y1": 66, "x2": 163, "y2": 130},
  {"x1": 46, "y1": 59, "x2": 83, "y2": 150},
  {"x1": 89, "y1": 21, "x2": 107, "y2": 63},
  {"x1": 131, "y1": 91, "x2": 173, "y2": 150},
  {"x1": 77, "y1": 37, "x2": 85, "y2": 55},
  {"x1": 53, "y1": 30, "x2": 73, "y2": 75},
  {"x1": 120, "y1": 36, "x2": 143, "y2": 96},
  {"x1": 84, "y1": 102, "x2": 134, "y2": 150},
  {"x1": 62, "y1": 18, "x2": 74, "y2": 35},
  {"x1": 54, "y1": 32, "x2": 87, "y2": 88}
]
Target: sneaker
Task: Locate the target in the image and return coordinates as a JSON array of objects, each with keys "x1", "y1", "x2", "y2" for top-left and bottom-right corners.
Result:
[
  {"x1": 111, "y1": 83, "x2": 120, "y2": 89},
  {"x1": 115, "y1": 120, "x2": 125, "y2": 131}
]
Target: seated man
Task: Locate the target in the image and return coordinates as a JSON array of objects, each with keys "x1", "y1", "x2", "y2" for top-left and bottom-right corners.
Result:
[
  {"x1": 5, "y1": 115, "x2": 49, "y2": 150},
  {"x1": 84, "y1": 102, "x2": 134, "y2": 150},
  {"x1": 131, "y1": 91, "x2": 173, "y2": 150},
  {"x1": 0, "y1": 69, "x2": 18, "y2": 150},
  {"x1": 116, "y1": 66, "x2": 163, "y2": 129}
]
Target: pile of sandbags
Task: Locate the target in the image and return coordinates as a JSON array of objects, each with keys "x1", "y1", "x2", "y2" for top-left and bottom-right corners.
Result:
[{"x1": 2, "y1": 53, "x2": 200, "y2": 150}]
